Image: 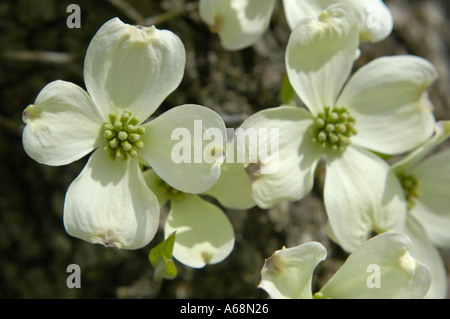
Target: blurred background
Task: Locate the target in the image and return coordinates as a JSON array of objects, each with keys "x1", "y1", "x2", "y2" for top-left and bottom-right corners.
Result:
[{"x1": 0, "y1": 0, "x2": 449, "y2": 298}]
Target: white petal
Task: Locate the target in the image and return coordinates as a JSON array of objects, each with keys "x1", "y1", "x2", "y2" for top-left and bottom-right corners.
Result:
[
  {"x1": 282, "y1": 0, "x2": 323, "y2": 30},
  {"x1": 258, "y1": 242, "x2": 327, "y2": 299},
  {"x1": 410, "y1": 149, "x2": 450, "y2": 248},
  {"x1": 165, "y1": 194, "x2": 235, "y2": 268},
  {"x1": 199, "y1": 0, "x2": 277, "y2": 50},
  {"x1": 324, "y1": 145, "x2": 407, "y2": 252},
  {"x1": 203, "y1": 161, "x2": 255, "y2": 210},
  {"x1": 347, "y1": 0, "x2": 393, "y2": 43},
  {"x1": 392, "y1": 121, "x2": 449, "y2": 174},
  {"x1": 285, "y1": 3, "x2": 359, "y2": 115},
  {"x1": 237, "y1": 106, "x2": 323, "y2": 209},
  {"x1": 84, "y1": 17, "x2": 185, "y2": 121},
  {"x1": 63, "y1": 150, "x2": 160, "y2": 250},
  {"x1": 22, "y1": 80, "x2": 103, "y2": 166},
  {"x1": 140, "y1": 104, "x2": 226, "y2": 194},
  {"x1": 318, "y1": 232, "x2": 431, "y2": 299},
  {"x1": 282, "y1": 0, "x2": 393, "y2": 43},
  {"x1": 403, "y1": 216, "x2": 448, "y2": 299},
  {"x1": 338, "y1": 56, "x2": 437, "y2": 155}
]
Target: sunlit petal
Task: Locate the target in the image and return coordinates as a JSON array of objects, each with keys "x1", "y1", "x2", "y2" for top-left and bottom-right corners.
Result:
[
  {"x1": 84, "y1": 17, "x2": 186, "y2": 121},
  {"x1": 324, "y1": 145, "x2": 406, "y2": 252},
  {"x1": 22, "y1": 80, "x2": 103, "y2": 166},
  {"x1": 286, "y1": 3, "x2": 359, "y2": 115},
  {"x1": 63, "y1": 150, "x2": 160, "y2": 250},
  {"x1": 140, "y1": 104, "x2": 227, "y2": 194},
  {"x1": 165, "y1": 194, "x2": 235, "y2": 268}
]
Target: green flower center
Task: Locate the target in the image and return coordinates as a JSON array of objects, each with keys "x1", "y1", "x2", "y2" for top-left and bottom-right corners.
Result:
[
  {"x1": 103, "y1": 111, "x2": 145, "y2": 160},
  {"x1": 311, "y1": 106, "x2": 357, "y2": 151},
  {"x1": 399, "y1": 174, "x2": 420, "y2": 210}
]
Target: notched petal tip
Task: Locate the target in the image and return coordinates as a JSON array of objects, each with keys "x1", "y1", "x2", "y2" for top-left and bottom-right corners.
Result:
[
  {"x1": 209, "y1": 13, "x2": 224, "y2": 33},
  {"x1": 418, "y1": 91, "x2": 435, "y2": 112},
  {"x1": 126, "y1": 24, "x2": 158, "y2": 44},
  {"x1": 22, "y1": 104, "x2": 41, "y2": 123},
  {"x1": 201, "y1": 251, "x2": 214, "y2": 265},
  {"x1": 398, "y1": 251, "x2": 420, "y2": 278},
  {"x1": 261, "y1": 251, "x2": 285, "y2": 276},
  {"x1": 90, "y1": 229, "x2": 124, "y2": 249}
]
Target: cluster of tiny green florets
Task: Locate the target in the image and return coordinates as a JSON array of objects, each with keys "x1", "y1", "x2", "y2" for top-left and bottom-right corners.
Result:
[
  {"x1": 311, "y1": 106, "x2": 357, "y2": 151},
  {"x1": 103, "y1": 111, "x2": 145, "y2": 160},
  {"x1": 399, "y1": 174, "x2": 420, "y2": 210}
]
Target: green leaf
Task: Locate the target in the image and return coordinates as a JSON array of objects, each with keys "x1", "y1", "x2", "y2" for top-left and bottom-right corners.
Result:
[{"x1": 149, "y1": 232, "x2": 178, "y2": 280}]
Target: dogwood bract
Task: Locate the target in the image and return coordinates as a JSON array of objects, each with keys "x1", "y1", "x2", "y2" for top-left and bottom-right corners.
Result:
[
  {"x1": 22, "y1": 18, "x2": 226, "y2": 250},
  {"x1": 238, "y1": 4, "x2": 437, "y2": 252},
  {"x1": 144, "y1": 157, "x2": 254, "y2": 268},
  {"x1": 199, "y1": 0, "x2": 392, "y2": 50},
  {"x1": 258, "y1": 232, "x2": 431, "y2": 299}
]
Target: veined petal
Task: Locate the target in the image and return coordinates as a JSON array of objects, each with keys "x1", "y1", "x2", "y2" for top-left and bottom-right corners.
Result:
[
  {"x1": 199, "y1": 0, "x2": 277, "y2": 51},
  {"x1": 203, "y1": 161, "x2": 255, "y2": 210},
  {"x1": 258, "y1": 242, "x2": 327, "y2": 299},
  {"x1": 84, "y1": 17, "x2": 185, "y2": 121},
  {"x1": 165, "y1": 194, "x2": 235, "y2": 268},
  {"x1": 338, "y1": 56, "x2": 437, "y2": 155},
  {"x1": 237, "y1": 106, "x2": 323, "y2": 209},
  {"x1": 63, "y1": 150, "x2": 160, "y2": 250},
  {"x1": 22, "y1": 80, "x2": 103, "y2": 166},
  {"x1": 318, "y1": 232, "x2": 431, "y2": 299},
  {"x1": 324, "y1": 145, "x2": 406, "y2": 252},
  {"x1": 140, "y1": 104, "x2": 227, "y2": 194},
  {"x1": 403, "y1": 216, "x2": 448, "y2": 299},
  {"x1": 283, "y1": 0, "x2": 392, "y2": 43},
  {"x1": 410, "y1": 149, "x2": 450, "y2": 248},
  {"x1": 286, "y1": 3, "x2": 359, "y2": 115}
]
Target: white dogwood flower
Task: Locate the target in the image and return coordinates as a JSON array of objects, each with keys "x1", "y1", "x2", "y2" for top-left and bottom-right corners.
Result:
[
  {"x1": 22, "y1": 18, "x2": 226, "y2": 250},
  {"x1": 258, "y1": 232, "x2": 431, "y2": 299},
  {"x1": 199, "y1": 0, "x2": 392, "y2": 50},
  {"x1": 392, "y1": 121, "x2": 450, "y2": 246},
  {"x1": 239, "y1": 4, "x2": 437, "y2": 252},
  {"x1": 389, "y1": 121, "x2": 450, "y2": 299}
]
